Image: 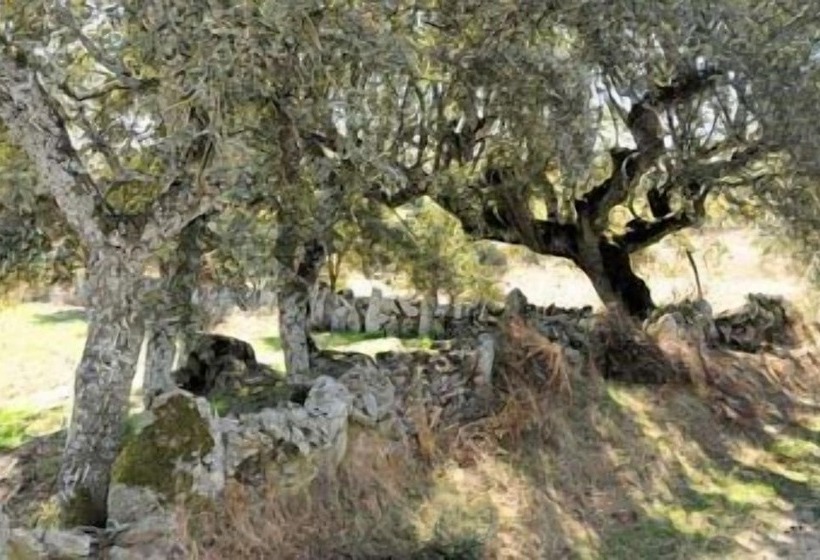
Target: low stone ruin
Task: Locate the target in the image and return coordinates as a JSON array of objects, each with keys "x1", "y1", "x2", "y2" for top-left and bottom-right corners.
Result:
[
  {"x1": 308, "y1": 283, "x2": 594, "y2": 339},
  {"x1": 714, "y1": 293, "x2": 798, "y2": 352},
  {"x1": 2, "y1": 290, "x2": 805, "y2": 559}
]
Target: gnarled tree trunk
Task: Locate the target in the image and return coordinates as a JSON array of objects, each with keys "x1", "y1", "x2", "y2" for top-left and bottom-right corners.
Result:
[
  {"x1": 275, "y1": 235, "x2": 325, "y2": 377},
  {"x1": 576, "y1": 236, "x2": 654, "y2": 319},
  {"x1": 58, "y1": 247, "x2": 146, "y2": 527},
  {"x1": 142, "y1": 216, "x2": 209, "y2": 406}
]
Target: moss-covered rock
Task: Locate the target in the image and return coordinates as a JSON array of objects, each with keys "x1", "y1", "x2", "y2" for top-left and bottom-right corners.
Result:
[
  {"x1": 210, "y1": 380, "x2": 308, "y2": 416},
  {"x1": 111, "y1": 393, "x2": 215, "y2": 503}
]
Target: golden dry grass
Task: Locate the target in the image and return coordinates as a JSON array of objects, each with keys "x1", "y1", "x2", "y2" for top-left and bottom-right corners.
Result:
[{"x1": 179, "y1": 313, "x2": 820, "y2": 559}]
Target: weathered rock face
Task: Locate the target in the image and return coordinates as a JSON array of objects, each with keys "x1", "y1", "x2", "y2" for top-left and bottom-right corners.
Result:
[
  {"x1": 172, "y1": 333, "x2": 259, "y2": 396},
  {"x1": 338, "y1": 364, "x2": 396, "y2": 427},
  {"x1": 374, "y1": 335, "x2": 501, "y2": 432},
  {"x1": 714, "y1": 294, "x2": 796, "y2": 352},
  {"x1": 105, "y1": 376, "x2": 355, "y2": 558},
  {"x1": 223, "y1": 376, "x2": 352, "y2": 489},
  {"x1": 2, "y1": 521, "x2": 93, "y2": 560},
  {"x1": 106, "y1": 484, "x2": 188, "y2": 560},
  {"x1": 310, "y1": 348, "x2": 379, "y2": 380}
]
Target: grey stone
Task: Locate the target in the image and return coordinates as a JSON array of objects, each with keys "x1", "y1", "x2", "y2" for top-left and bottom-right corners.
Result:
[
  {"x1": 6, "y1": 528, "x2": 92, "y2": 559},
  {"x1": 339, "y1": 364, "x2": 395, "y2": 427},
  {"x1": 364, "y1": 287, "x2": 384, "y2": 333}
]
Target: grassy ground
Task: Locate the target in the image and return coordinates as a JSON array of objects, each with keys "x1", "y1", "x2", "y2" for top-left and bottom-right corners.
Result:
[
  {"x1": 1, "y1": 227, "x2": 819, "y2": 557},
  {"x1": 1, "y1": 303, "x2": 818, "y2": 558}
]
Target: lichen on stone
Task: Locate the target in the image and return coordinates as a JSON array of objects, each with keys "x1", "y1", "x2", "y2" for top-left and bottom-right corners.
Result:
[{"x1": 111, "y1": 394, "x2": 214, "y2": 502}]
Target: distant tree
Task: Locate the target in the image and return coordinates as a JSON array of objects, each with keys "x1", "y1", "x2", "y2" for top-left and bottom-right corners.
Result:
[
  {"x1": 351, "y1": 0, "x2": 819, "y2": 318},
  {"x1": 0, "y1": 134, "x2": 84, "y2": 298},
  {"x1": 377, "y1": 200, "x2": 502, "y2": 303}
]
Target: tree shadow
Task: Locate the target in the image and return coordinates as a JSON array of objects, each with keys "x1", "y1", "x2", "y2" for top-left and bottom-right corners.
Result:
[
  {"x1": 489, "y1": 306, "x2": 820, "y2": 559},
  {"x1": 32, "y1": 308, "x2": 87, "y2": 324}
]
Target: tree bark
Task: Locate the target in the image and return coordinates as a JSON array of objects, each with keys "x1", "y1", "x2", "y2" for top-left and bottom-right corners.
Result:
[
  {"x1": 57, "y1": 248, "x2": 145, "y2": 527},
  {"x1": 278, "y1": 275, "x2": 314, "y2": 376},
  {"x1": 275, "y1": 235, "x2": 325, "y2": 377},
  {"x1": 576, "y1": 237, "x2": 655, "y2": 319},
  {"x1": 2, "y1": 48, "x2": 220, "y2": 530},
  {"x1": 142, "y1": 216, "x2": 209, "y2": 406},
  {"x1": 142, "y1": 312, "x2": 178, "y2": 408}
]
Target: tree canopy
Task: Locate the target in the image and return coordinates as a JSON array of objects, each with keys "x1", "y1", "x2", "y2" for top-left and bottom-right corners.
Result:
[{"x1": 1, "y1": 0, "x2": 818, "y2": 528}]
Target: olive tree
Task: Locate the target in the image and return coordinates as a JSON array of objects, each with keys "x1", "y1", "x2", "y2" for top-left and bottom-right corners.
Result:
[
  {"x1": 352, "y1": 0, "x2": 819, "y2": 318},
  {"x1": 0, "y1": 1, "x2": 228, "y2": 524}
]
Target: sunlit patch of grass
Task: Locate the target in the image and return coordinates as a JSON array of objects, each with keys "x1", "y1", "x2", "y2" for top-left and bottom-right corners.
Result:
[
  {"x1": 768, "y1": 436, "x2": 820, "y2": 463},
  {"x1": 400, "y1": 336, "x2": 436, "y2": 350},
  {"x1": 0, "y1": 303, "x2": 87, "y2": 407},
  {"x1": 600, "y1": 515, "x2": 721, "y2": 560},
  {"x1": 0, "y1": 406, "x2": 67, "y2": 450}
]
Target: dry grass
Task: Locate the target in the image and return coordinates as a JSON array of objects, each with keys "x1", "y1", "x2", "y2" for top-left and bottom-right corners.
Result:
[
  {"x1": 177, "y1": 311, "x2": 820, "y2": 559},
  {"x1": 186, "y1": 427, "x2": 432, "y2": 559},
  {"x1": 3, "y1": 227, "x2": 820, "y2": 558}
]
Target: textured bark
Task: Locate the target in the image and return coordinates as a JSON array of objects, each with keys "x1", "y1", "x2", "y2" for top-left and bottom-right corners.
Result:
[
  {"x1": 142, "y1": 320, "x2": 178, "y2": 407},
  {"x1": 142, "y1": 216, "x2": 209, "y2": 406},
  {"x1": 278, "y1": 277, "x2": 314, "y2": 376},
  {"x1": 0, "y1": 53, "x2": 105, "y2": 247},
  {"x1": 58, "y1": 248, "x2": 145, "y2": 527},
  {"x1": 275, "y1": 235, "x2": 325, "y2": 377},
  {"x1": 576, "y1": 236, "x2": 654, "y2": 319},
  {"x1": 418, "y1": 289, "x2": 437, "y2": 337},
  {"x1": 1, "y1": 49, "x2": 218, "y2": 529}
]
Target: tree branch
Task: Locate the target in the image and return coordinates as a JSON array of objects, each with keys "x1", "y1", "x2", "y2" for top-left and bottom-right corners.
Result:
[
  {"x1": 430, "y1": 186, "x2": 579, "y2": 260},
  {"x1": 138, "y1": 176, "x2": 225, "y2": 254},
  {"x1": 0, "y1": 48, "x2": 105, "y2": 247},
  {"x1": 645, "y1": 65, "x2": 724, "y2": 108},
  {"x1": 618, "y1": 211, "x2": 699, "y2": 253}
]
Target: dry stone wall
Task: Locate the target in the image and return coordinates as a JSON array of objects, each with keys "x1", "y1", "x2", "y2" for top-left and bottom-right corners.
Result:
[{"x1": 309, "y1": 283, "x2": 594, "y2": 339}]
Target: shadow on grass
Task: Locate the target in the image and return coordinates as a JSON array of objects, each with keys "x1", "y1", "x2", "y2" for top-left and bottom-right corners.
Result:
[
  {"x1": 262, "y1": 330, "x2": 427, "y2": 352},
  {"x1": 485, "y1": 309, "x2": 820, "y2": 559},
  {"x1": 32, "y1": 308, "x2": 87, "y2": 325}
]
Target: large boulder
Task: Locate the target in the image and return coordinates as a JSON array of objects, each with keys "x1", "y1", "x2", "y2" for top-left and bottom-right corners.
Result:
[
  {"x1": 110, "y1": 391, "x2": 224, "y2": 509},
  {"x1": 172, "y1": 333, "x2": 259, "y2": 396}
]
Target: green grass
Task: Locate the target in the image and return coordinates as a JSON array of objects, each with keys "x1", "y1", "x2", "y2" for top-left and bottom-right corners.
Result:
[
  {"x1": 261, "y1": 330, "x2": 435, "y2": 352},
  {"x1": 261, "y1": 330, "x2": 388, "y2": 351},
  {"x1": 0, "y1": 302, "x2": 87, "y2": 407},
  {"x1": 0, "y1": 405, "x2": 67, "y2": 450},
  {"x1": 767, "y1": 436, "x2": 820, "y2": 463}
]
